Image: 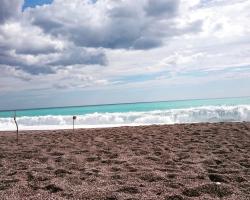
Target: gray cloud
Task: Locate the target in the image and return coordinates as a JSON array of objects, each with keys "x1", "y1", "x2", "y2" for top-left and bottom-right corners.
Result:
[
  {"x1": 0, "y1": 51, "x2": 55, "y2": 75},
  {"x1": 133, "y1": 37, "x2": 162, "y2": 50},
  {"x1": 49, "y1": 48, "x2": 107, "y2": 66},
  {"x1": 145, "y1": 0, "x2": 180, "y2": 17},
  {"x1": 15, "y1": 44, "x2": 58, "y2": 55},
  {"x1": 29, "y1": 1, "x2": 146, "y2": 49},
  {"x1": 0, "y1": 65, "x2": 32, "y2": 82},
  {"x1": 17, "y1": 65, "x2": 55, "y2": 75},
  {"x1": 0, "y1": 46, "x2": 107, "y2": 76},
  {"x1": 0, "y1": 0, "x2": 204, "y2": 85},
  {"x1": 27, "y1": 0, "x2": 200, "y2": 50},
  {"x1": 32, "y1": 15, "x2": 63, "y2": 33},
  {"x1": 0, "y1": 0, "x2": 249, "y2": 104},
  {"x1": 0, "y1": 0, "x2": 24, "y2": 23},
  {"x1": 69, "y1": 19, "x2": 143, "y2": 49}
]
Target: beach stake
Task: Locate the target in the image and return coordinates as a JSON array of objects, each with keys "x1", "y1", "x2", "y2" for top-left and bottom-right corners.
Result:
[
  {"x1": 73, "y1": 116, "x2": 77, "y2": 133},
  {"x1": 14, "y1": 111, "x2": 19, "y2": 144}
]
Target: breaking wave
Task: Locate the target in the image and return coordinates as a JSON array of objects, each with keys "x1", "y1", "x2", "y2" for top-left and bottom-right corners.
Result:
[{"x1": 1, "y1": 105, "x2": 250, "y2": 131}]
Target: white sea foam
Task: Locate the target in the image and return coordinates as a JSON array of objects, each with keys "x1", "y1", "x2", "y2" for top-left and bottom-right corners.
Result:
[{"x1": 0, "y1": 105, "x2": 250, "y2": 131}]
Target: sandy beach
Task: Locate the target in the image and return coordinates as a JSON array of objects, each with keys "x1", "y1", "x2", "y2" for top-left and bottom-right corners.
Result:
[{"x1": 0, "y1": 122, "x2": 249, "y2": 200}]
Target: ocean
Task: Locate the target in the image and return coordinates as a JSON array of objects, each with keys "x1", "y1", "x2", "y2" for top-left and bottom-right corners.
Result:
[{"x1": 0, "y1": 96, "x2": 250, "y2": 131}]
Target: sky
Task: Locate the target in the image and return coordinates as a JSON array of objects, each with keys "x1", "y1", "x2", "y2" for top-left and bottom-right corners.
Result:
[
  {"x1": 0, "y1": 0, "x2": 250, "y2": 110},
  {"x1": 23, "y1": 0, "x2": 53, "y2": 9}
]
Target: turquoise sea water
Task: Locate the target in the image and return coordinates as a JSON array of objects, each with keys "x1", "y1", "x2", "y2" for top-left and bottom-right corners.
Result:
[
  {"x1": 1, "y1": 96, "x2": 250, "y2": 118},
  {"x1": 0, "y1": 96, "x2": 250, "y2": 130}
]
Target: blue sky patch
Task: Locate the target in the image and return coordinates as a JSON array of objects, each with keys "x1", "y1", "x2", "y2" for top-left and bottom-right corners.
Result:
[{"x1": 23, "y1": 0, "x2": 53, "y2": 9}]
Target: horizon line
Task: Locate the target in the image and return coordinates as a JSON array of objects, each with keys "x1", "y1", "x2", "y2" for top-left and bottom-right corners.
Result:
[{"x1": 0, "y1": 95, "x2": 250, "y2": 113}]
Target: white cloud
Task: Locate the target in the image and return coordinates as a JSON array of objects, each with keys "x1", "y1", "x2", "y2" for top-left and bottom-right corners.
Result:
[
  {"x1": 0, "y1": 0, "x2": 250, "y2": 99},
  {"x1": 0, "y1": 22, "x2": 65, "y2": 55}
]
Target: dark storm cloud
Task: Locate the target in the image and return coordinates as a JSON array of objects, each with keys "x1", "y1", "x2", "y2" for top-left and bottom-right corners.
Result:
[{"x1": 0, "y1": 0, "x2": 24, "y2": 23}]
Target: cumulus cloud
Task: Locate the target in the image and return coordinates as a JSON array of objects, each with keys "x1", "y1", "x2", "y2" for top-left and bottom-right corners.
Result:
[
  {"x1": 0, "y1": 0, "x2": 24, "y2": 23},
  {"x1": 27, "y1": 0, "x2": 201, "y2": 50},
  {"x1": 0, "y1": 22, "x2": 64, "y2": 55},
  {"x1": 1, "y1": 0, "x2": 203, "y2": 81},
  {"x1": 0, "y1": 0, "x2": 250, "y2": 98},
  {"x1": 0, "y1": 19, "x2": 107, "y2": 75}
]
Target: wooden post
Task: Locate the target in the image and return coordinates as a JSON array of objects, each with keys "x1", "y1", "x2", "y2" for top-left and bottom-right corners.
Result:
[
  {"x1": 73, "y1": 116, "x2": 77, "y2": 133},
  {"x1": 14, "y1": 111, "x2": 18, "y2": 144}
]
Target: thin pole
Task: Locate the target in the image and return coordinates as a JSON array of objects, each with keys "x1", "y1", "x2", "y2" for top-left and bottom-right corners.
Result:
[
  {"x1": 14, "y1": 111, "x2": 18, "y2": 144},
  {"x1": 73, "y1": 116, "x2": 76, "y2": 133}
]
